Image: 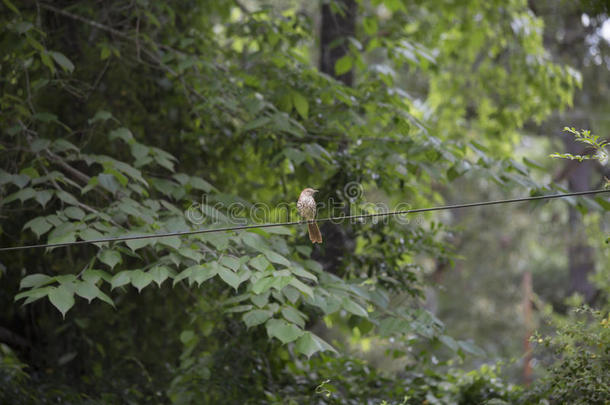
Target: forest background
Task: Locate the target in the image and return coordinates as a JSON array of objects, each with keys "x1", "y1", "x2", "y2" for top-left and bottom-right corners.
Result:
[{"x1": 0, "y1": 0, "x2": 609, "y2": 403}]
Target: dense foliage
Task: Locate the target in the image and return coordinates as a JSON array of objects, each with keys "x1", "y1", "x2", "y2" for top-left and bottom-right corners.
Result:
[{"x1": 0, "y1": 0, "x2": 607, "y2": 403}]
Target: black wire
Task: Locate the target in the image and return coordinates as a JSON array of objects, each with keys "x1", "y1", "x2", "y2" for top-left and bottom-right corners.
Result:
[{"x1": 0, "y1": 189, "x2": 607, "y2": 252}]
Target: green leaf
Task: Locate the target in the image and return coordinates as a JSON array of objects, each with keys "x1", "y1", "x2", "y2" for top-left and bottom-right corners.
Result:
[
  {"x1": 64, "y1": 206, "x2": 85, "y2": 220},
  {"x1": 458, "y1": 340, "x2": 486, "y2": 357},
  {"x1": 23, "y1": 217, "x2": 52, "y2": 238},
  {"x1": 263, "y1": 249, "x2": 290, "y2": 267},
  {"x1": 111, "y1": 271, "x2": 131, "y2": 289},
  {"x1": 191, "y1": 264, "x2": 218, "y2": 286},
  {"x1": 81, "y1": 269, "x2": 110, "y2": 284},
  {"x1": 334, "y1": 54, "x2": 353, "y2": 75},
  {"x1": 281, "y1": 306, "x2": 306, "y2": 328},
  {"x1": 439, "y1": 334, "x2": 459, "y2": 351},
  {"x1": 220, "y1": 256, "x2": 240, "y2": 271},
  {"x1": 242, "y1": 116, "x2": 271, "y2": 132},
  {"x1": 291, "y1": 266, "x2": 317, "y2": 282},
  {"x1": 49, "y1": 51, "x2": 75, "y2": 73},
  {"x1": 149, "y1": 266, "x2": 170, "y2": 287},
  {"x1": 97, "y1": 290, "x2": 115, "y2": 307},
  {"x1": 288, "y1": 278, "x2": 314, "y2": 299},
  {"x1": 265, "y1": 318, "x2": 303, "y2": 344},
  {"x1": 15, "y1": 286, "x2": 54, "y2": 305},
  {"x1": 295, "y1": 332, "x2": 336, "y2": 358},
  {"x1": 159, "y1": 236, "x2": 181, "y2": 250},
  {"x1": 342, "y1": 297, "x2": 368, "y2": 318},
  {"x1": 125, "y1": 236, "x2": 152, "y2": 251},
  {"x1": 75, "y1": 281, "x2": 100, "y2": 303},
  {"x1": 252, "y1": 277, "x2": 275, "y2": 295},
  {"x1": 33, "y1": 112, "x2": 58, "y2": 123},
  {"x1": 88, "y1": 110, "x2": 114, "y2": 124},
  {"x1": 48, "y1": 284, "x2": 75, "y2": 318},
  {"x1": 35, "y1": 190, "x2": 53, "y2": 207},
  {"x1": 243, "y1": 309, "x2": 273, "y2": 328},
  {"x1": 19, "y1": 274, "x2": 52, "y2": 290},
  {"x1": 108, "y1": 127, "x2": 133, "y2": 143},
  {"x1": 40, "y1": 50, "x2": 55, "y2": 73},
  {"x1": 98, "y1": 250, "x2": 121, "y2": 269},
  {"x1": 131, "y1": 270, "x2": 153, "y2": 292},
  {"x1": 249, "y1": 255, "x2": 272, "y2": 272},
  {"x1": 292, "y1": 92, "x2": 309, "y2": 120},
  {"x1": 241, "y1": 232, "x2": 268, "y2": 253},
  {"x1": 2, "y1": 0, "x2": 20, "y2": 15},
  {"x1": 218, "y1": 265, "x2": 242, "y2": 290}
]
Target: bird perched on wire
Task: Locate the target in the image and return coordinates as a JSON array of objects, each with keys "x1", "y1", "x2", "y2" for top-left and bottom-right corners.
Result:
[{"x1": 297, "y1": 188, "x2": 322, "y2": 243}]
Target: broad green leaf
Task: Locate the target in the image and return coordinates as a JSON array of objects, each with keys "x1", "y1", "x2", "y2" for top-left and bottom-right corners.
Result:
[
  {"x1": 111, "y1": 271, "x2": 131, "y2": 289},
  {"x1": 243, "y1": 309, "x2": 273, "y2": 328},
  {"x1": 292, "y1": 92, "x2": 309, "y2": 119},
  {"x1": 250, "y1": 291, "x2": 270, "y2": 308},
  {"x1": 334, "y1": 54, "x2": 353, "y2": 75},
  {"x1": 342, "y1": 297, "x2": 368, "y2": 318},
  {"x1": 218, "y1": 266, "x2": 242, "y2": 290},
  {"x1": 458, "y1": 340, "x2": 486, "y2": 357},
  {"x1": 288, "y1": 278, "x2": 314, "y2": 299},
  {"x1": 270, "y1": 276, "x2": 293, "y2": 292},
  {"x1": 159, "y1": 236, "x2": 181, "y2": 250},
  {"x1": 125, "y1": 236, "x2": 152, "y2": 251},
  {"x1": 242, "y1": 116, "x2": 271, "y2": 132},
  {"x1": 291, "y1": 266, "x2": 317, "y2": 282},
  {"x1": 75, "y1": 281, "x2": 100, "y2": 303},
  {"x1": 131, "y1": 270, "x2": 153, "y2": 292},
  {"x1": 23, "y1": 217, "x2": 52, "y2": 238},
  {"x1": 98, "y1": 250, "x2": 121, "y2": 269},
  {"x1": 19, "y1": 274, "x2": 52, "y2": 289},
  {"x1": 33, "y1": 112, "x2": 57, "y2": 123},
  {"x1": 265, "y1": 318, "x2": 303, "y2": 344},
  {"x1": 81, "y1": 269, "x2": 110, "y2": 284},
  {"x1": 55, "y1": 190, "x2": 79, "y2": 206},
  {"x1": 79, "y1": 228, "x2": 107, "y2": 248},
  {"x1": 49, "y1": 51, "x2": 75, "y2": 73},
  {"x1": 173, "y1": 266, "x2": 195, "y2": 286},
  {"x1": 263, "y1": 249, "x2": 290, "y2": 267},
  {"x1": 252, "y1": 276, "x2": 275, "y2": 295},
  {"x1": 88, "y1": 110, "x2": 113, "y2": 124},
  {"x1": 96, "y1": 290, "x2": 114, "y2": 307},
  {"x1": 49, "y1": 284, "x2": 75, "y2": 318},
  {"x1": 108, "y1": 127, "x2": 133, "y2": 143},
  {"x1": 241, "y1": 232, "x2": 269, "y2": 253},
  {"x1": 191, "y1": 264, "x2": 217, "y2": 286},
  {"x1": 281, "y1": 306, "x2": 306, "y2": 328},
  {"x1": 149, "y1": 266, "x2": 170, "y2": 287},
  {"x1": 295, "y1": 332, "x2": 336, "y2": 358},
  {"x1": 249, "y1": 255, "x2": 272, "y2": 272},
  {"x1": 15, "y1": 286, "x2": 54, "y2": 305},
  {"x1": 64, "y1": 206, "x2": 85, "y2": 220},
  {"x1": 439, "y1": 335, "x2": 459, "y2": 352},
  {"x1": 220, "y1": 256, "x2": 240, "y2": 271}
]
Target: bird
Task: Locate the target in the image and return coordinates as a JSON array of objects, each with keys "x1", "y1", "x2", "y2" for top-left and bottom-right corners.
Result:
[{"x1": 297, "y1": 188, "x2": 322, "y2": 243}]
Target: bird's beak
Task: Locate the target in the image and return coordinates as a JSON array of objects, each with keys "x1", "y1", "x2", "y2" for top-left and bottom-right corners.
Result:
[{"x1": 313, "y1": 189, "x2": 319, "y2": 193}]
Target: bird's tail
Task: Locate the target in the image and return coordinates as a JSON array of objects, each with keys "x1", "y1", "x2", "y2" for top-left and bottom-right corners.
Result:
[{"x1": 308, "y1": 222, "x2": 323, "y2": 244}]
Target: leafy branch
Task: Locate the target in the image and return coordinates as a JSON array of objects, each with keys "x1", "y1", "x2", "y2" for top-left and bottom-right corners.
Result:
[{"x1": 550, "y1": 127, "x2": 609, "y2": 166}]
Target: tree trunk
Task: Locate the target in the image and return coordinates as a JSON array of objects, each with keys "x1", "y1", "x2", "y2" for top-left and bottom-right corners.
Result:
[{"x1": 319, "y1": 0, "x2": 356, "y2": 86}]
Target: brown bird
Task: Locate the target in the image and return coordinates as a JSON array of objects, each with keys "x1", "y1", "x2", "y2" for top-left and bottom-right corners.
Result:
[{"x1": 297, "y1": 188, "x2": 322, "y2": 243}]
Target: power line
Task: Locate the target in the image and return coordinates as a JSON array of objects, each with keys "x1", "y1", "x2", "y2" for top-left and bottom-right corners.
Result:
[{"x1": 0, "y1": 189, "x2": 607, "y2": 252}]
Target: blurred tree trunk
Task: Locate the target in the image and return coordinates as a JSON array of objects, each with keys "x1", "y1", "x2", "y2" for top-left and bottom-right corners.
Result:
[
  {"x1": 530, "y1": 1, "x2": 599, "y2": 303},
  {"x1": 314, "y1": 0, "x2": 357, "y2": 273},
  {"x1": 564, "y1": 135, "x2": 597, "y2": 302},
  {"x1": 320, "y1": 0, "x2": 356, "y2": 86}
]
